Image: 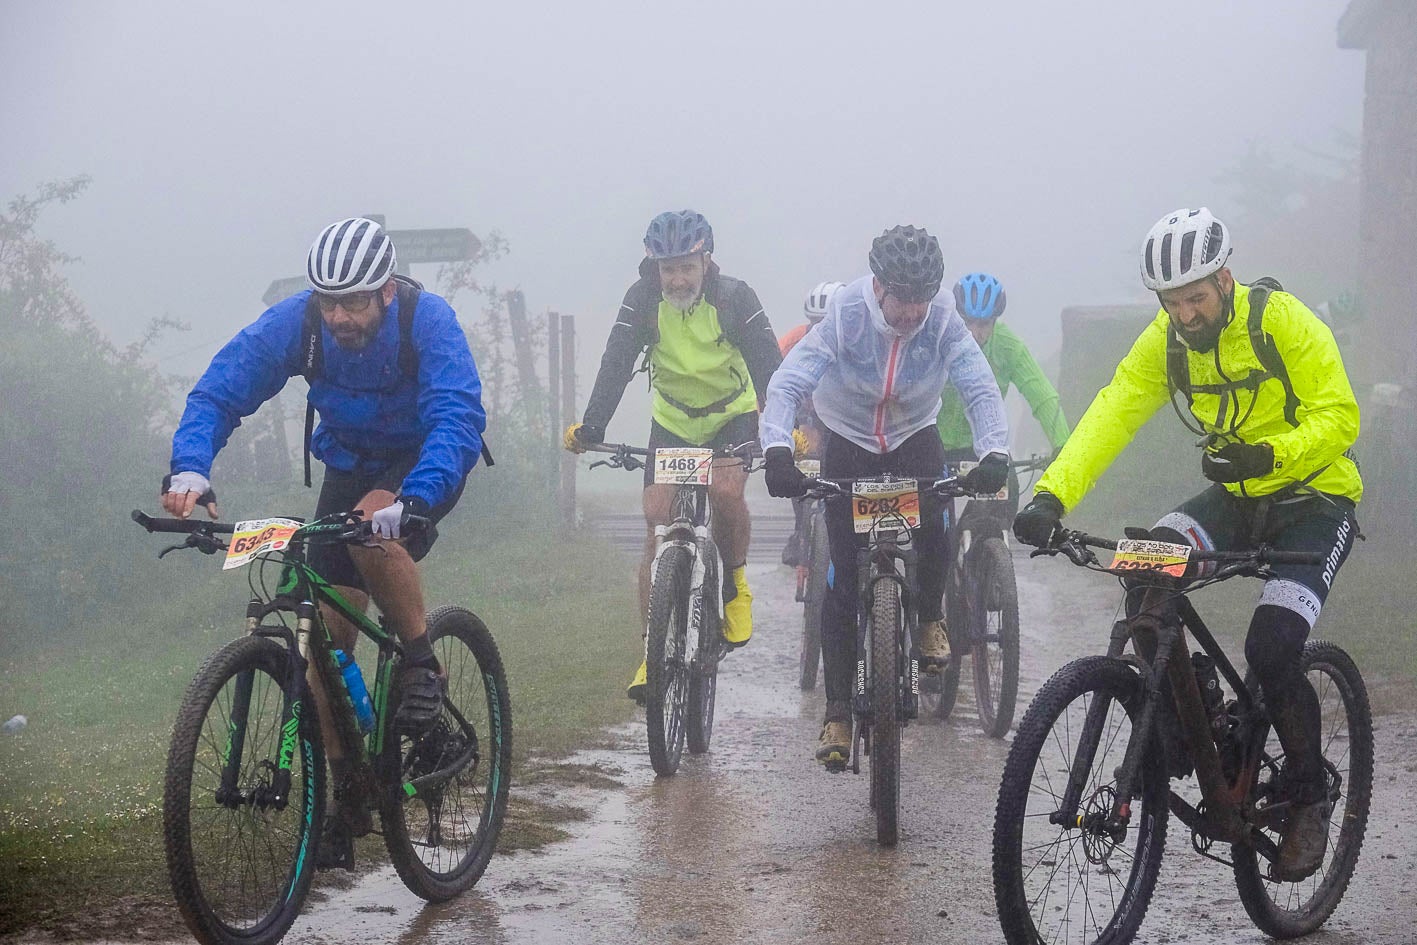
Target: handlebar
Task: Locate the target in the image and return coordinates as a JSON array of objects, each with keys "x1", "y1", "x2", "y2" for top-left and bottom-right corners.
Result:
[
  {"x1": 803, "y1": 476, "x2": 976, "y2": 501},
  {"x1": 131, "y1": 509, "x2": 430, "y2": 558},
  {"x1": 1035, "y1": 528, "x2": 1326, "y2": 573},
  {"x1": 584, "y1": 440, "x2": 763, "y2": 473}
]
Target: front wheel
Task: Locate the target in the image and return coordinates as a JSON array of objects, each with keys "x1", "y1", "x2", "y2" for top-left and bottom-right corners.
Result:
[
  {"x1": 644, "y1": 546, "x2": 692, "y2": 776},
  {"x1": 687, "y1": 543, "x2": 720, "y2": 755},
  {"x1": 993, "y1": 655, "x2": 1168, "y2": 945},
  {"x1": 970, "y1": 538, "x2": 1020, "y2": 738},
  {"x1": 165, "y1": 635, "x2": 322, "y2": 945},
  {"x1": 380, "y1": 606, "x2": 512, "y2": 901},
  {"x1": 869, "y1": 577, "x2": 903, "y2": 846},
  {"x1": 1231, "y1": 640, "x2": 1373, "y2": 938}
]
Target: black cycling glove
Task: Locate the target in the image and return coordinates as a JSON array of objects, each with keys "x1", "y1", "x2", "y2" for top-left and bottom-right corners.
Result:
[
  {"x1": 763, "y1": 447, "x2": 809, "y2": 498},
  {"x1": 1014, "y1": 491, "x2": 1065, "y2": 547},
  {"x1": 1201, "y1": 442, "x2": 1274, "y2": 483},
  {"x1": 962, "y1": 451, "x2": 1010, "y2": 495}
]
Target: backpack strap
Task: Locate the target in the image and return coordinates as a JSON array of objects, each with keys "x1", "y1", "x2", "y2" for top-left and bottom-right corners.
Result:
[
  {"x1": 301, "y1": 294, "x2": 324, "y2": 487},
  {"x1": 1244, "y1": 277, "x2": 1300, "y2": 428}
]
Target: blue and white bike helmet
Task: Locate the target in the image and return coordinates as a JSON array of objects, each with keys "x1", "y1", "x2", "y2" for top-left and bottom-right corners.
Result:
[{"x1": 953, "y1": 272, "x2": 1007, "y2": 320}]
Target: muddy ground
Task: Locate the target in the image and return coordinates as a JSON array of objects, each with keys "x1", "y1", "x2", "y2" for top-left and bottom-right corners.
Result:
[{"x1": 13, "y1": 551, "x2": 1417, "y2": 944}]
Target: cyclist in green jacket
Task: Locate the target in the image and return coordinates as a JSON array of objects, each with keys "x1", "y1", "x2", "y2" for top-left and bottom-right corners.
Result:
[
  {"x1": 938, "y1": 272, "x2": 1069, "y2": 514},
  {"x1": 1014, "y1": 208, "x2": 1362, "y2": 882},
  {"x1": 564, "y1": 210, "x2": 781, "y2": 702}
]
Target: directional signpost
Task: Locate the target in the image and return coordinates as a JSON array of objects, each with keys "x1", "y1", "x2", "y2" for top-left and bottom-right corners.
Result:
[{"x1": 262, "y1": 222, "x2": 481, "y2": 306}]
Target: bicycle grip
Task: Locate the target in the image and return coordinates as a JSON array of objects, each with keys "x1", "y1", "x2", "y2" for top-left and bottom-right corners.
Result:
[{"x1": 132, "y1": 510, "x2": 234, "y2": 534}]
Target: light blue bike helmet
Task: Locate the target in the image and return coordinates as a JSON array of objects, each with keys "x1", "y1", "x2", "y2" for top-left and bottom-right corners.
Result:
[{"x1": 953, "y1": 272, "x2": 1007, "y2": 320}]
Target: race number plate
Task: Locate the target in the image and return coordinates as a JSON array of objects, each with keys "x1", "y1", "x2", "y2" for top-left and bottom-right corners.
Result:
[
  {"x1": 957, "y1": 460, "x2": 1009, "y2": 500},
  {"x1": 652, "y1": 447, "x2": 714, "y2": 486},
  {"x1": 852, "y1": 481, "x2": 921, "y2": 533},
  {"x1": 224, "y1": 517, "x2": 302, "y2": 570},
  {"x1": 796, "y1": 459, "x2": 821, "y2": 478},
  {"x1": 1107, "y1": 539, "x2": 1192, "y2": 577}
]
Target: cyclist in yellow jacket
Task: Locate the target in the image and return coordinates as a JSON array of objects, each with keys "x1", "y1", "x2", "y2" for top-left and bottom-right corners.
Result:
[
  {"x1": 1014, "y1": 208, "x2": 1361, "y2": 882},
  {"x1": 565, "y1": 210, "x2": 781, "y2": 702}
]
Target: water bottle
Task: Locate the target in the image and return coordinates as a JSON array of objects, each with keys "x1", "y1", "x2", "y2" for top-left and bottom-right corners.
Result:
[
  {"x1": 334, "y1": 649, "x2": 376, "y2": 735},
  {"x1": 1191, "y1": 652, "x2": 1225, "y2": 735}
]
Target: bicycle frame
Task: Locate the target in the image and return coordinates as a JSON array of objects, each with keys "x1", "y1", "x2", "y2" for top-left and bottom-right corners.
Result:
[{"x1": 1054, "y1": 575, "x2": 1282, "y2": 861}]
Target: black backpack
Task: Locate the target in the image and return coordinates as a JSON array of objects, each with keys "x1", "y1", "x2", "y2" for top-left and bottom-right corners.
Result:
[
  {"x1": 299, "y1": 275, "x2": 491, "y2": 486},
  {"x1": 1165, "y1": 277, "x2": 1301, "y2": 435}
]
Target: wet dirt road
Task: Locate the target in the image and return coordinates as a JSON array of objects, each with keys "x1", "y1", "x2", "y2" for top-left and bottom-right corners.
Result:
[{"x1": 279, "y1": 551, "x2": 1417, "y2": 945}]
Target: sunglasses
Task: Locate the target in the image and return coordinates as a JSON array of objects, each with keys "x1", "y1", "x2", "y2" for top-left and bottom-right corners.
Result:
[{"x1": 315, "y1": 291, "x2": 377, "y2": 314}]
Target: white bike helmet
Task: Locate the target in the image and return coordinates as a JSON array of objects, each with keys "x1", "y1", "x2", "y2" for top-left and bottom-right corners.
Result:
[
  {"x1": 307, "y1": 218, "x2": 397, "y2": 294},
  {"x1": 803, "y1": 281, "x2": 845, "y2": 322},
  {"x1": 1140, "y1": 207, "x2": 1232, "y2": 291}
]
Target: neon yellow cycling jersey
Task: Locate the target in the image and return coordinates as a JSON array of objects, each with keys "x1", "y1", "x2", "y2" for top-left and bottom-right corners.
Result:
[
  {"x1": 649, "y1": 297, "x2": 758, "y2": 443},
  {"x1": 1038, "y1": 282, "x2": 1361, "y2": 511}
]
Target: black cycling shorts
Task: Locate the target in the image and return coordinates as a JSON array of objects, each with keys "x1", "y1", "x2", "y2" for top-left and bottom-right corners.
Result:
[
  {"x1": 308, "y1": 454, "x2": 466, "y2": 591},
  {"x1": 642, "y1": 411, "x2": 760, "y2": 487},
  {"x1": 1153, "y1": 485, "x2": 1357, "y2": 628}
]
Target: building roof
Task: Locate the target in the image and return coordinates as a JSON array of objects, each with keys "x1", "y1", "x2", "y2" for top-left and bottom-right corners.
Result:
[{"x1": 1338, "y1": 0, "x2": 1399, "y2": 49}]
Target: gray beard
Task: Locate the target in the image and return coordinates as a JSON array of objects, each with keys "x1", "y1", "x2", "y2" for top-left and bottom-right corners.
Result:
[{"x1": 663, "y1": 289, "x2": 700, "y2": 311}]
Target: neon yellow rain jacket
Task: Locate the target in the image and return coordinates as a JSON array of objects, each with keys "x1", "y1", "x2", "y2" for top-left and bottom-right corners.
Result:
[{"x1": 1037, "y1": 282, "x2": 1362, "y2": 512}]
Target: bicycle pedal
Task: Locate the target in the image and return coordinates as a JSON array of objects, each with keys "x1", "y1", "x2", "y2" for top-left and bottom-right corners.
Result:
[{"x1": 823, "y1": 758, "x2": 847, "y2": 774}]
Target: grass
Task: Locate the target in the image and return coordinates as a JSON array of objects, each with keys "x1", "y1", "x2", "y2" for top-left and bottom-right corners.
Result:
[{"x1": 0, "y1": 514, "x2": 641, "y2": 936}]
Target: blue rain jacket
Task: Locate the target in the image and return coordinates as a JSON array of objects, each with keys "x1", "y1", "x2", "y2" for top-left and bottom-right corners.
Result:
[{"x1": 170, "y1": 289, "x2": 485, "y2": 508}]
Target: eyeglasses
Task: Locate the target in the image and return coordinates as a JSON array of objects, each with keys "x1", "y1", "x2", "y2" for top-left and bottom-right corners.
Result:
[
  {"x1": 315, "y1": 291, "x2": 377, "y2": 314},
  {"x1": 884, "y1": 284, "x2": 936, "y2": 304}
]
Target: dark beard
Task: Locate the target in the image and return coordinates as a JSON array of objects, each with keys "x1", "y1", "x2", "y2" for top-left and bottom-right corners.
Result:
[{"x1": 1177, "y1": 320, "x2": 1224, "y2": 353}]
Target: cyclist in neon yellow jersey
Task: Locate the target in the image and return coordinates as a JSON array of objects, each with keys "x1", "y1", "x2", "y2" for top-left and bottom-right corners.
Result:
[
  {"x1": 565, "y1": 210, "x2": 781, "y2": 702},
  {"x1": 1015, "y1": 208, "x2": 1361, "y2": 882}
]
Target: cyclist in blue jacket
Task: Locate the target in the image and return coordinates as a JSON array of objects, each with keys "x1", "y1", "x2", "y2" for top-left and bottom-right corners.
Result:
[{"x1": 161, "y1": 217, "x2": 487, "y2": 869}]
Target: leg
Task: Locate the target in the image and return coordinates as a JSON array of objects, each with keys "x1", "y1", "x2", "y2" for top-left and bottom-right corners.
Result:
[
  {"x1": 640, "y1": 485, "x2": 675, "y2": 619},
  {"x1": 893, "y1": 428, "x2": 949, "y2": 669},
  {"x1": 309, "y1": 588, "x2": 368, "y2": 766},
  {"x1": 709, "y1": 457, "x2": 754, "y2": 646}
]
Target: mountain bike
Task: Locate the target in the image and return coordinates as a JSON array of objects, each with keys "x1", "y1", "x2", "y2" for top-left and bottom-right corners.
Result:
[
  {"x1": 803, "y1": 473, "x2": 973, "y2": 846},
  {"x1": 132, "y1": 509, "x2": 512, "y2": 945},
  {"x1": 992, "y1": 528, "x2": 1372, "y2": 945},
  {"x1": 586, "y1": 441, "x2": 758, "y2": 776},
  {"x1": 794, "y1": 460, "x2": 829, "y2": 691},
  {"x1": 929, "y1": 453, "x2": 1050, "y2": 735}
]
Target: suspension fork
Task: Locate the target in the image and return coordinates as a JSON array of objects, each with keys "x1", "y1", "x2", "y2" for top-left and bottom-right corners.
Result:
[{"x1": 1052, "y1": 609, "x2": 1178, "y2": 827}]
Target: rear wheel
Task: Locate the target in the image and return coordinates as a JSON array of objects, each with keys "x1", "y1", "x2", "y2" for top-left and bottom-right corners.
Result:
[
  {"x1": 687, "y1": 544, "x2": 720, "y2": 755},
  {"x1": 165, "y1": 635, "x2": 321, "y2": 945},
  {"x1": 799, "y1": 510, "x2": 829, "y2": 691},
  {"x1": 1232, "y1": 641, "x2": 1373, "y2": 938},
  {"x1": 970, "y1": 538, "x2": 1020, "y2": 738},
  {"x1": 645, "y1": 546, "x2": 692, "y2": 776},
  {"x1": 993, "y1": 655, "x2": 1167, "y2": 945},
  {"x1": 869, "y1": 577, "x2": 903, "y2": 846},
  {"x1": 380, "y1": 606, "x2": 512, "y2": 901}
]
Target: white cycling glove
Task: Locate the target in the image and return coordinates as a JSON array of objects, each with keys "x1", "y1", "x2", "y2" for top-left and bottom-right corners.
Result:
[
  {"x1": 370, "y1": 501, "x2": 406, "y2": 540},
  {"x1": 167, "y1": 471, "x2": 212, "y2": 496}
]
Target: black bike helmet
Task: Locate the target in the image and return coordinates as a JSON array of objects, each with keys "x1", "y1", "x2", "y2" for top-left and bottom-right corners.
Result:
[
  {"x1": 644, "y1": 210, "x2": 715, "y2": 259},
  {"x1": 868, "y1": 225, "x2": 945, "y2": 302}
]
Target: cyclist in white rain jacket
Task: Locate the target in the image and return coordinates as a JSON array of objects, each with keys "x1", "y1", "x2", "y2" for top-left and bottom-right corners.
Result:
[{"x1": 760, "y1": 225, "x2": 1010, "y2": 765}]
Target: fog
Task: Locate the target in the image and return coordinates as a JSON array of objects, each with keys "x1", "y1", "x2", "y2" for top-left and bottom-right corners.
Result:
[{"x1": 1, "y1": 0, "x2": 1363, "y2": 383}]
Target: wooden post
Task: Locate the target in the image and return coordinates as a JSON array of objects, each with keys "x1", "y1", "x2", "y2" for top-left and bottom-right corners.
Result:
[
  {"x1": 559, "y1": 314, "x2": 577, "y2": 525},
  {"x1": 547, "y1": 311, "x2": 561, "y2": 497}
]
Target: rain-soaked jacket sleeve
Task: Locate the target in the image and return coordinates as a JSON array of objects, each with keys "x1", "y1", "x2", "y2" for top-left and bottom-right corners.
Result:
[
  {"x1": 1004, "y1": 336, "x2": 1071, "y2": 450},
  {"x1": 941, "y1": 316, "x2": 1010, "y2": 458},
  {"x1": 582, "y1": 283, "x2": 653, "y2": 433},
  {"x1": 1035, "y1": 319, "x2": 1170, "y2": 512},
  {"x1": 1260, "y1": 295, "x2": 1359, "y2": 477},
  {"x1": 399, "y1": 297, "x2": 486, "y2": 509},
  {"x1": 170, "y1": 302, "x2": 303, "y2": 477},
  {"x1": 761, "y1": 310, "x2": 840, "y2": 451}
]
